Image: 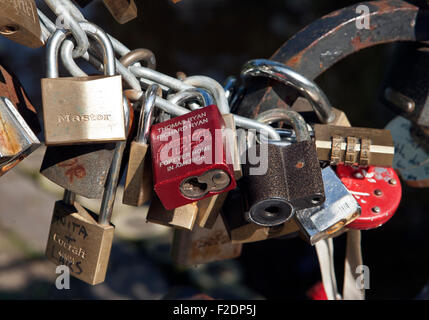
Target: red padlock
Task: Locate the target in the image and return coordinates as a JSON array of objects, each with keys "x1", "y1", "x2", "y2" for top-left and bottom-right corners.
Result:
[
  {"x1": 150, "y1": 105, "x2": 236, "y2": 210},
  {"x1": 335, "y1": 165, "x2": 402, "y2": 230}
]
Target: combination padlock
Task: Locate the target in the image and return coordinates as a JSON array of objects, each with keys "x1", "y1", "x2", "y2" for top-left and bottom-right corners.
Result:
[
  {"x1": 41, "y1": 22, "x2": 126, "y2": 146},
  {"x1": 295, "y1": 166, "x2": 361, "y2": 245},
  {"x1": 150, "y1": 104, "x2": 236, "y2": 210},
  {"x1": 385, "y1": 116, "x2": 429, "y2": 188},
  {"x1": 335, "y1": 165, "x2": 402, "y2": 230},
  {"x1": 243, "y1": 108, "x2": 325, "y2": 227},
  {"x1": 0, "y1": 96, "x2": 40, "y2": 176},
  {"x1": 40, "y1": 24, "x2": 131, "y2": 199},
  {"x1": 45, "y1": 100, "x2": 128, "y2": 285},
  {"x1": 314, "y1": 124, "x2": 395, "y2": 167},
  {"x1": 123, "y1": 84, "x2": 161, "y2": 206},
  {"x1": 0, "y1": 0, "x2": 43, "y2": 48}
]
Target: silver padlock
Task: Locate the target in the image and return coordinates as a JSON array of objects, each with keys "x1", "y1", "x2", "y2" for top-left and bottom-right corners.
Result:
[
  {"x1": 0, "y1": 96, "x2": 40, "y2": 176},
  {"x1": 295, "y1": 166, "x2": 361, "y2": 245}
]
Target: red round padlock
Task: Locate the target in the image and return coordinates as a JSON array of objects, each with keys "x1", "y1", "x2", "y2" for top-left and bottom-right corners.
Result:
[{"x1": 335, "y1": 165, "x2": 402, "y2": 230}]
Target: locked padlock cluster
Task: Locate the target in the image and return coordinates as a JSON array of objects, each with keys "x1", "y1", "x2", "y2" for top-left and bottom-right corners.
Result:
[{"x1": 0, "y1": 0, "x2": 414, "y2": 294}]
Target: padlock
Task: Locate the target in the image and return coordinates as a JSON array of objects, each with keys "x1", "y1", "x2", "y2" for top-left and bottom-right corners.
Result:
[
  {"x1": 294, "y1": 166, "x2": 361, "y2": 245},
  {"x1": 385, "y1": 116, "x2": 429, "y2": 187},
  {"x1": 314, "y1": 124, "x2": 395, "y2": 167},
  {"x1": 103, "y1": 0, "x2": 138, "y2": 24},
  {"x1": 0, "y1": 96, "x2": 40, "y2": 176},
  {"x1": 380, "y1": 42, "x2": 429, "y2": 128},
  {"x1": 150, "y1": 104, "x2": 236, "y2": 210},
  {"x1": 41, "y1": 23, "x2": 126, "y2": 145},
  {"x1": 0, "y1": 0, "x2": 43, "y2": 48},
  {"x1": 40, "y1": 24, "x2": 131, "y2": 199},
  {"x1": 45, "y1": 109, "x2": 128, "y2": 285},
  {"x1": 240, "y1": 59, "x2": 351, "y2": 126},
  {"x1": 171, "y1": 213, "x2": 242, "y2": 266},
  {"x1": 243, "y1": 108, "x2": 325, "y2": 227},
  {"x1": 0, "y1": 63, "x2": 41, "y2": 135},
  {"x1": 123, "y1": 84, "x2": 161, "y2": 206},
  {"x1": 146, "y1": 194, "x2": 198, "y2": 230},
  {"x1": 178, "y1": 77, "x2": 243, "y2": 227},
  {"x1": 335, "y1": 165, "x2": 402, "y2": 230},
  {"x1": 221, "y1": 187, "x2": 300, "y2": 244}
]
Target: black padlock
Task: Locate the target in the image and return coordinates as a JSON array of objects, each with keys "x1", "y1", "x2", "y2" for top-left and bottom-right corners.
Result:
[{"x1": 242, "y1": 108, "x2": 325, "y2": 227}]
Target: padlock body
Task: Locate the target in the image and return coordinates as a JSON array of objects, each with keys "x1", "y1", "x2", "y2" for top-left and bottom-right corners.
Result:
[
  {"x1": 150, "y1": 105, "x2": 236, "y2": 210},
  {"x1": 295, "y1": 166, "x2": 360, "y2": 245},
  {"x1": 146, "y1": 195, "x2": 198, "y2": 230},
  {"x1": 336, "y1": 165, "x2": 401, "y2": 230},
  {"x1": 314, "y1": 124, "x2": 394, "y2": 167},
  {"x1": 45, "y1": 201, "x2": 114, "y2": 285},
  {"x1": 40, "y1": 143, "x2": 115, "y2": 199},
  {"x1": 0, "y1": 0, "x2": 43, "y2": 48},
  {"x1": 222, "y1": 185, "x2": 300, "y2": 244},
  {"x1": 103, "y1": 0, "x2": 137, "y2": 24},
  {"x1": 123, "y1": 141, "x2": 152, "y2": 206},
  {"x1": 41, "y1": 75, "x2": 126, "y2": 145},
  {"x1": 0, "y1": 96, "x2": 40, "y2": 175},
  {"x1": 244, "y1": 140, "x2": 325, "y2": 226},
  {"x1": 171, "y1": 213, "x2": 242, "y2": 266}
]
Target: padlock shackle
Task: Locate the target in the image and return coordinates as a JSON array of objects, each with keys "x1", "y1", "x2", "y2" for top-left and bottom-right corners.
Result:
[
  {"x1": 46, "y1": 21, "x2": 116, "y2": 78},
  {"x1": 255, "y1": 108, "x2": 311, "y2": 142},
  {"x1": 168, "y1": 88, "x2": 212, "y2": 111},
  {"x1": 137, "y1": 84, "x2": 161, "y2": 143},
  {"x1": 241, "y1": 59, "x2": 336, "y2": 124},
  {"x1": 183, "y1": 76, "x2": 230, "y2": 114},
  {"x1": 98, "y1": 95, "x2": 130, "y2": 225}
]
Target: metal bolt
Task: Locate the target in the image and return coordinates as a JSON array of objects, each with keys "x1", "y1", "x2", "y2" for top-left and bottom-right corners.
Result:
[
  {"x1": 374, "y1": 189, "x2": 383, "y2": 196},
  {"x1": 372, "y1": 206, "x2": 381, "y2": 213},
  {"x1": 389, "y1": 178, "x2": 397, "y2": 185}
]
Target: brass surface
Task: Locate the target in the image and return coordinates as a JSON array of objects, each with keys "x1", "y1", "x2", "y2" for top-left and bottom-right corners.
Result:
[{"x1": 45, "y1": 201, "x2": 114, "y2": 285}]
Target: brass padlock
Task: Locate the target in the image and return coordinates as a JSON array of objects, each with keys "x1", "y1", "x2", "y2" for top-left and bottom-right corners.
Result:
[
  {"x1": 0, "y1": 96, "x2": 40, "y2": 176},
  {"x1": 146, "y1": 195, "x2": 198, "y2": 231},
  {"x1": 123, "y1": 84, "x2": 160, "y2": 206},
  {"x1": 171, "y1": 213, "x2": 242, "y2": 266},
  {"x1": 45, "y1": 104, "x2": 128, "y2": 285},
  {"x1": 41, "y1": 23, "x2": 126, "y2": 145},
  {"x1": 0, "y1": 0, "x2": 43, "y2": 48},
  {"x1": 314, "y1": 124, "x2": 395, "y2": 167},
  {"x1": 40, "y1": 24, "x2": 131, "y2": 199},
  {"x1": 103, "y1": 0, "x2": 138, "y2": 24}
]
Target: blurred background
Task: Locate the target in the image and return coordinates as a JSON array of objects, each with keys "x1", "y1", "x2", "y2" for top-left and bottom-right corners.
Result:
[{"x1": 0, "y1": 0, "x2": 428, "y2": 299}]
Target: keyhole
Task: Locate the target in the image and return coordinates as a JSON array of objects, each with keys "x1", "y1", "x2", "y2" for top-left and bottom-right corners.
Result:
[
  {"x1": 0, "y1": 25, "x2": 19, "y2": 35},
  {"x1": 264, "y1": 206, "x2": 280, "y2": 218},
  {"x1": 181, "y1": 177, "x2": 208, "y2": 198}
]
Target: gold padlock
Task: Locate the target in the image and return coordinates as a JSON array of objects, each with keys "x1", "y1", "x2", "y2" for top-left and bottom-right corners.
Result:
[
  {"x1": 103, "y1": 0, "x2": 138, "y2": 24},
  {"x1": 41, "y1": 23, "x2": 126, "y2": 145},
  {"x1": 123, "y1": 84, "x2": 161, "y2": 206},
  {"x1": 45, "y1": 85, "x2": 129, "y2": 285},
  {"x1": 146, "y1": 195, "x2": 198, "y2": 230},
  {"x1": 171, "y1": 213, "x2": 242, "y2": 266},
  {"x1": 45, "y1": 197, "x2": 114, "y2": 285},
  {"x1": 0, "y1": 0, "x2": 43, "y2": 48}
]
